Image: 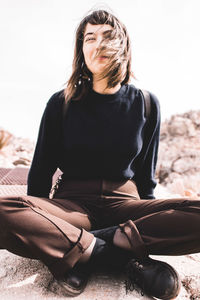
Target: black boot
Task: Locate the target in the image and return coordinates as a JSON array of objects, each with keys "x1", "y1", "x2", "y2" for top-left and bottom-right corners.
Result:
[
  {"x1": 57, "y1": 262, "x2": 90, "y2": 297},
  {"x1": 57, "y1": 237, "x2": 131, "y2": 296},
  {"x1": 125, "y1": 257, "x2": 181, "y2": 300}
]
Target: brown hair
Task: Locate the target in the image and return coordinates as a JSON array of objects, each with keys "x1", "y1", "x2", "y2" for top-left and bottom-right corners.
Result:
[{"x1": 64, "y1": 10, "x2": 132, "y2": 101}]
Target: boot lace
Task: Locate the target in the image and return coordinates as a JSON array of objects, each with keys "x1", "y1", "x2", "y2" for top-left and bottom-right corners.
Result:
[{"x1": 125, "y1": 260, "x2": 144, "y2": 296}]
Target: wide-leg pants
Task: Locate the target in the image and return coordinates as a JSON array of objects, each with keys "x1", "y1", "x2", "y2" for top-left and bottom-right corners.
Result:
[{"x1": 0, "y1": 179, "x2": 200, "y2": 279}]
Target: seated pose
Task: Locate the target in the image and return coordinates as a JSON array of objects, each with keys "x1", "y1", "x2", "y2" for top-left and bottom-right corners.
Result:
[{"x1": 1, "y1": 9, "x2": 200, "y2": 300}]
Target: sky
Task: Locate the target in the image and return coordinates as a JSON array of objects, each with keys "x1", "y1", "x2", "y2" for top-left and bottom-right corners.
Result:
[{"x1": 0, "y1": 0, "x2": 200, "y2": 141}]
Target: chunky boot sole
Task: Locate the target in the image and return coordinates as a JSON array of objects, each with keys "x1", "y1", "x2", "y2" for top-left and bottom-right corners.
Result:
[
  {"x1": 55, "y1": 237, "x2": 116, "y2": 297},
  {"x1": 125, "y1": 257, "x2": 181, "y2": 300},
  {"x1": 56, "y1": 262, "x2": 90, "y2": 297},
  {"x1": 57, "y1": 278, "x2": 88, "y2": 297}
]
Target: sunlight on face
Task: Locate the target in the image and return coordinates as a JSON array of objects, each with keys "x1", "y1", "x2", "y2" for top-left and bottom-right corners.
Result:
[{"x1": 82, "y1": 23, "x2": 113, "y2": 76}]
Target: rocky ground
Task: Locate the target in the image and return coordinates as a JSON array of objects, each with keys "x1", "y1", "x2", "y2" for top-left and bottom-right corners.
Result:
[
  {"x1": 0, "y1": 241, "x2": 200, "y2": 299},
  {"x1": 0, "y1": 110, "x2": 200, "y2": 299}
]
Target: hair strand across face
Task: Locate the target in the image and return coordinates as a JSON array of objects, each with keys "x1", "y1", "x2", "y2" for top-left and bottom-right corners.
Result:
[{"x1": 64, "y1": 10, "x2": 132, "y2": 101}]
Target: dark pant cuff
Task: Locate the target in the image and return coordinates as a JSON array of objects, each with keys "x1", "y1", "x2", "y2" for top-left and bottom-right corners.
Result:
[{"x1": 47, "y1": 229, "x2": 94, "y2": 279}]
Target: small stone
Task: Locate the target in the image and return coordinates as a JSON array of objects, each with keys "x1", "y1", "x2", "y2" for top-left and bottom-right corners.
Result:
[{"x1": 13, "y1": 158, "x2": 30, "y2": 166}]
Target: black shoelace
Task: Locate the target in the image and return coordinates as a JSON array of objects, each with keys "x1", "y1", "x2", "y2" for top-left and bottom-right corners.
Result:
[{"x1": 125, "y1": 260, "x2": 144, "y2": 296}]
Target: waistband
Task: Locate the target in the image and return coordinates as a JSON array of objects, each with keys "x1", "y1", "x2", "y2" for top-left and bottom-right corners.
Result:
[{"x1": 53, "y1": 178, "x2": 140, "y2": 199}]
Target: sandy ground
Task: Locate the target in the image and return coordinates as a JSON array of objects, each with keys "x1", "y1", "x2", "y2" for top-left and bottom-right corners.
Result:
[{"x1": 1, "y1": 249, "x2": 200, "y2": 300}]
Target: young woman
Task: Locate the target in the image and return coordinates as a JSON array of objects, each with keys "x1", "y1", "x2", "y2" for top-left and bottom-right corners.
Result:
[{"x1": 1, "y1": 9, "x2": 200, "y2": 300}]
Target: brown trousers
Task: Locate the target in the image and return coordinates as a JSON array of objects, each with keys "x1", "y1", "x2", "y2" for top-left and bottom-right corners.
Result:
[{"x1": 0, "y1": 179, "x2": 200, "y2": 279}]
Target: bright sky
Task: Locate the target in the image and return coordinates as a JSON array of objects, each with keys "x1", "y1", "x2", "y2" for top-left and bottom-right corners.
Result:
[{"x1": 1, "y1": 0, "x2": 200, "y2": 141}]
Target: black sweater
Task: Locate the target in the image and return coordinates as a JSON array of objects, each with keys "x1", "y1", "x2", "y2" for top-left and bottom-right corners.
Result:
[{"x1": 27, "y1": 84, "x2": 160, "y2": 199}]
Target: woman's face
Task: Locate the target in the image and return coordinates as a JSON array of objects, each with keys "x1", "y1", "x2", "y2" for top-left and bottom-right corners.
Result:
[{"x1": 82, "y1": 23, "x2": 113, "y2": 77}]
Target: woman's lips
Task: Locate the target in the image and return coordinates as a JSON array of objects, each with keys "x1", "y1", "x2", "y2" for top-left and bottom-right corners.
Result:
[{"x1": 98, "y1": 56, "x2": 108, "y2": 61}]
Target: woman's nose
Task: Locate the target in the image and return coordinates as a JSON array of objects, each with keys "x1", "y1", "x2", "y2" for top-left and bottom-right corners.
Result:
[{"x1": 95, "y1": 36, "x2": 102, "y2": 50}]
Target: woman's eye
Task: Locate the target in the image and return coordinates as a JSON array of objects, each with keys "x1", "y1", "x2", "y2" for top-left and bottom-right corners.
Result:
[{"x1": 86, "y1": 37, "x2": 95, "y2": 42}]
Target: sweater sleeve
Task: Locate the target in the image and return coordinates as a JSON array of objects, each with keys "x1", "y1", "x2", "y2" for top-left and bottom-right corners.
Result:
[
  {"x1": 27, "y1": 92, "x2": 63, "y2": 197},
  {"x1": 134, "y1": 92, "x2": 161, "y2": 199}
]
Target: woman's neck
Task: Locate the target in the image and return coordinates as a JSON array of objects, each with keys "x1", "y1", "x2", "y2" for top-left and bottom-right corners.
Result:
[{"x1": 92, "y1": 77, "x2": 121, "y2": 94}]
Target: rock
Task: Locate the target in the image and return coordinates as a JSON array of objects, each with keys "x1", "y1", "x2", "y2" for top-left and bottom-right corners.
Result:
[
  {"x1": 156, "y1": 110, "x2": 200, "y2": 197},
  {"x1": 0, "y1": 129, "x2": 12, "y2": 150},
  {"x1": 172, "y1": 156, "x2": 198, "y2": 173},
  {"x1": 0, "y1": 130, "x2": 34, "y2": 168},
  {"x1": 167, "y1": 116, "x2": 196, "y2": 137},
  {"x1": 13, "y1": 158, "x2": 31, "y2": 166},
  {"x1": 183, "y1": 110, "x2": 200, "y2": 126}
]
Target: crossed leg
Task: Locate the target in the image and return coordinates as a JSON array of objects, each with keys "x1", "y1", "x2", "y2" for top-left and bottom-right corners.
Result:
[
  {"x1": 0, "y1": 195, "x2": 94, "y2": 278},
  {"x1": 98, "y1": 196, "x2": 200, "y2": 258},
  {"x1": 1, "y1": 193, "x2": 200, "y2": 279}
]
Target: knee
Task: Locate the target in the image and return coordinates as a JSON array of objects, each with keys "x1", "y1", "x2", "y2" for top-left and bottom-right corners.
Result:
[
  {"x1": 0, "y1": 196, "x2": 8, "y2": 211},
  {"x1": 0, "y1": 196, "x2": 22, "y2": 217},
  {"x1": 0, "y1": 197, "x2": 10, "y2": 226},
  {"x1": 0, "y1": 196, "x2": 10, "y2": 213}
]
